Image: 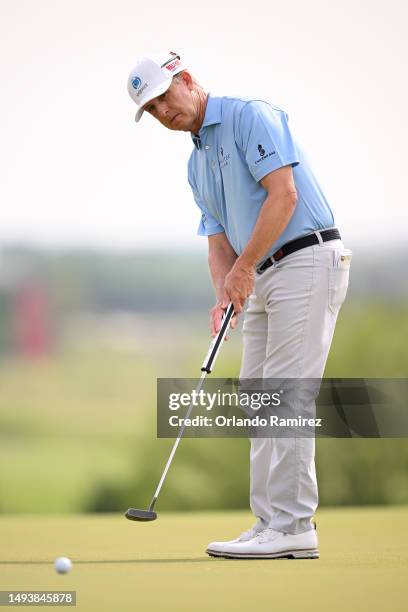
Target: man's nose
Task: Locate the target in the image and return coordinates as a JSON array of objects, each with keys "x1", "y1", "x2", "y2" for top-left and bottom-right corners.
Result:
[{"x1": 156, "y1": 100, "x2": 169, "y2": 120}]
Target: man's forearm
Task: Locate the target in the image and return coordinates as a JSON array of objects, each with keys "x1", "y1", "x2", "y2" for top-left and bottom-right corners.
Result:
[
  {"x1": 238, "y1": 191, "x2": 297, "y2": 269},
  {"x1": 208, "y1": 240, "x2": 238, "y2": 302}
]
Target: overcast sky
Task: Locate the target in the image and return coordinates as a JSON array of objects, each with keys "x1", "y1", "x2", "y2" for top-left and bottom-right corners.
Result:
[{"x1": 0, "y1": 0, "x2": 407, "y2": 252}]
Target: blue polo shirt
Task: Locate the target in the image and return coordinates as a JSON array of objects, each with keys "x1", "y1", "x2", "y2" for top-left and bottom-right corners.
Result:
[{"x1": 187, "y1": 95, "x2": 335, "y2": 259}]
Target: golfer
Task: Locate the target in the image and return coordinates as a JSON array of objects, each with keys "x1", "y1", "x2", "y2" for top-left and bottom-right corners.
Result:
[{"x1": 127, "y1": 52, "x2": 351, "y2": 559}]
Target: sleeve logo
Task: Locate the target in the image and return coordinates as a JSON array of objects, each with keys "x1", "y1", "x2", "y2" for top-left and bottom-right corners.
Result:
[{"x1": 255, "y1": 143, "x2": 276, "y2": 165}]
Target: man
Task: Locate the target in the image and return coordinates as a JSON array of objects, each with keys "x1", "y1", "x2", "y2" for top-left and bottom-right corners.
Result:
[{"x1": 127, "y1": 51, "x2": 351, "y2": 559}]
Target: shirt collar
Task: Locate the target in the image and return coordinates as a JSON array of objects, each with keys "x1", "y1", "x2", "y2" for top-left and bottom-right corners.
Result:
[
  {"x1": 201, "y1": 95, "x2": 222, "y2": 129},
  {"x1": 191, "y1": 95, "x2": 222, "y2": 149}
]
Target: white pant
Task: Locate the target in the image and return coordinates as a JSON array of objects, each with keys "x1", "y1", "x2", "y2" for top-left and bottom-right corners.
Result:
[{"x1": 239, "y1": 238, "x2": 351, "y2": 534}]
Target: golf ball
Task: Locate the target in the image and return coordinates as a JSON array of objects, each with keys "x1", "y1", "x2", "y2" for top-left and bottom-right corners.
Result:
[{"x1": 54, "y1": 557, "x2": 72, "y2": 574}]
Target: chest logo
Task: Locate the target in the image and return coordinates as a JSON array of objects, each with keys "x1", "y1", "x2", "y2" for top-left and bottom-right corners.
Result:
[{"x1": 219, "y1": 145, "x2": 231, "y2": 169}]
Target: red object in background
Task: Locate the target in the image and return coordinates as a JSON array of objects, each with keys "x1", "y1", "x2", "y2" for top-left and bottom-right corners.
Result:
[{"x1": 14, "y1": 283, "x2": 52, "y2": 358}]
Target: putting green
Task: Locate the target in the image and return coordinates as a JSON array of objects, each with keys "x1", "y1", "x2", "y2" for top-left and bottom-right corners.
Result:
[{"x1": 1, "y1": 506, "x2": 407, "y2": 611}]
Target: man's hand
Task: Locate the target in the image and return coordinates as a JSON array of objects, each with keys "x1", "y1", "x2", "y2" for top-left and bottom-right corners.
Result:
[
  {"x1": 210, "y1": 301, "x2": 238, "y2": 338},
  {"x1": 222, "y1": 259, "x2": 255, "y2": 315}
]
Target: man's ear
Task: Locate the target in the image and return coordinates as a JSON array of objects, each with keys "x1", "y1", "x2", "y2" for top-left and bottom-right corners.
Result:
[{"x1": 179, "y1": 70, "x2": 194, "y2": 89}]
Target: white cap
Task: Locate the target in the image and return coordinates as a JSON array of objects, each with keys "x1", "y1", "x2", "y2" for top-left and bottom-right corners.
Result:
[{"x1": 127, "y1": 51, "x2": 185, "y2": 122}]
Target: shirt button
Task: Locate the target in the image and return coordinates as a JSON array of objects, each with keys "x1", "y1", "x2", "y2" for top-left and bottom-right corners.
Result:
[{"x1": 205, "y1": 145, "x2": 210, "y2": 150}]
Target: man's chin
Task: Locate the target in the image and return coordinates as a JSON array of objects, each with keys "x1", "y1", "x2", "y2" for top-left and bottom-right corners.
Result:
[{"x1": 169, "y1": 115, "x2": 191, "y2": 132}]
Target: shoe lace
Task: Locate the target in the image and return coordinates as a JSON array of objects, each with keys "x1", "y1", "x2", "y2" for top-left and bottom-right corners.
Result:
[{"x1": 257, "y1": 528, "x2": 280, "y2": 543}]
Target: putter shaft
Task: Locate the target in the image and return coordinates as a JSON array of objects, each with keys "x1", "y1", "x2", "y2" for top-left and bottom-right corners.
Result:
[{"x1": 125, "y1": 304, "x2": 234, "y2": 521}]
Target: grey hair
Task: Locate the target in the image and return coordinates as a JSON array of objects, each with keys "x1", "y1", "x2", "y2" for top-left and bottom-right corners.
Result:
[{"x1": 173, "y1": 70, "x2": 201, "y2": 87}]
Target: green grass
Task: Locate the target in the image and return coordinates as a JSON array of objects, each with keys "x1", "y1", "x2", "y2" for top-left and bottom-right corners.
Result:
[
  {"x1": 325, "y1": 301, "x2": 408, "y2": 376},
  {"x1": 0, "y1": 507, "x2": 407, "y2": 612},
  {"x1": 1, "y1": 304, "x2": 408, "y2": 513},
  {"x1": 0, "y1": 436, "x2": 135, "y2": 513}
]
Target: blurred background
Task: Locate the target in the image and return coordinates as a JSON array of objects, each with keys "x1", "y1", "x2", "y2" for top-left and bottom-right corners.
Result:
[{"x1": 0, "y1": 0, "x2": 407, "y2": 514}]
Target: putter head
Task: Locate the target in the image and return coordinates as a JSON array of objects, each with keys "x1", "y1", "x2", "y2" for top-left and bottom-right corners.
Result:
[{"x1": 125, "y1": 508, "x2": 157, "y2": 522}]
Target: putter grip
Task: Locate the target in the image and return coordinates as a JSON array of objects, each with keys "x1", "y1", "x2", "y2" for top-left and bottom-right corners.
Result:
[{"x1": 201, "y1": 303, "x2": 235, "y2": 373}]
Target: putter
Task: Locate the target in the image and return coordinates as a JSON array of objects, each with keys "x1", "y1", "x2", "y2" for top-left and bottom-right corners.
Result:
[{"x1": 125, "y1": 303, "x2": 235, "y2": 522}]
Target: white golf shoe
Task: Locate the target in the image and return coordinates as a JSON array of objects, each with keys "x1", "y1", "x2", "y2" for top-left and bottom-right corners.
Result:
[
  {"x1": 206, "y1": 521, "x2": 266, "y2": 556},
  {"x1": 207, "y1": 526, "x2": 319, "y2": 559}
]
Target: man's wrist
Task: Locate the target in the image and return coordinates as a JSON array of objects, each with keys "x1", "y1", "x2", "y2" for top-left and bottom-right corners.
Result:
[{"x1": 236, "y1": 252, "x2": 257, "y2": 270}]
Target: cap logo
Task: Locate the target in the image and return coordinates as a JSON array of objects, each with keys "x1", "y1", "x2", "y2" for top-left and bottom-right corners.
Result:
[
  {"x1": 165, "y1": 58, "x2": 181, "y2": 72},
  {"x1": 131, "y1": 76, "x2": 142, "y2": 90}
]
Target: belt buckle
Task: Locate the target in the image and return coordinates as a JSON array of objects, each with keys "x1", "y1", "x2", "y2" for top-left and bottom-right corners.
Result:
[{"x1": 256, "y1": 258, "x2": 273, "y2": 275}]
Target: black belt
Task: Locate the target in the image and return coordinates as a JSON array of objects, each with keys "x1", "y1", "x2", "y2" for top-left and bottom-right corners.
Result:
[{"x1": 256, "y1": 228, "x2": 341, "y2": 275}]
